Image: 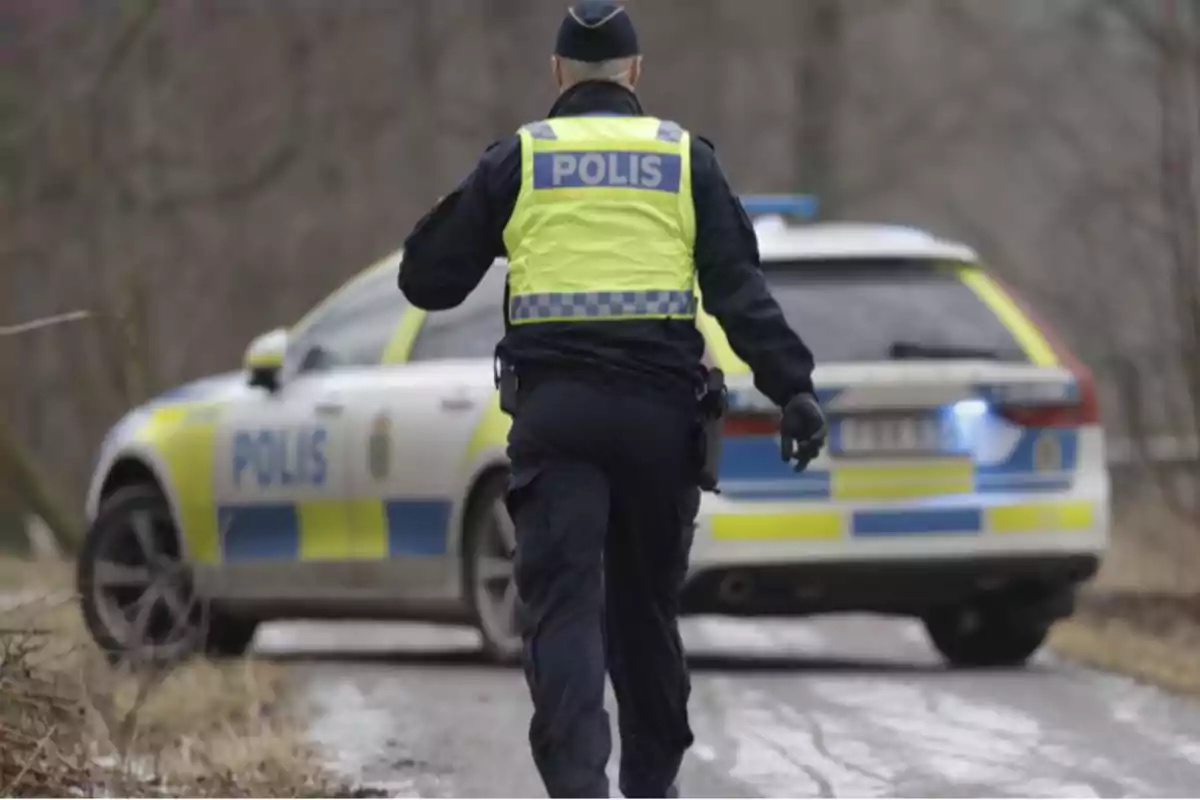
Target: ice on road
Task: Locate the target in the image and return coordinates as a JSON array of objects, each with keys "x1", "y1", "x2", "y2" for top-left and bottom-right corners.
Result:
[{"x1": 253, "y1": 617, "x2": 1200, "y2": 797}]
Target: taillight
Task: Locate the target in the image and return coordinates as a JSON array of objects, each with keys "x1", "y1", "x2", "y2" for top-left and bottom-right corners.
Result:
[
  {"x1": 723, "y1": 413, "x2": 779, "y2": 436},
  {"x1": 987, "y1": 274, "x2": 1101, "y2": 428},
  {"x1": 995, "y1": 370, "x2": 1100, "y2": 428}
]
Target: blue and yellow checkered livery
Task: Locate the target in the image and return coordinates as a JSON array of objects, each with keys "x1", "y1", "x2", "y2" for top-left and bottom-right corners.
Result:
[
  {"x1": 215, "y1": 499, "x2": 452, "y2": 562},
  {"x1": 709, "y1": 500, "x2": 1096, "y2": 542}
]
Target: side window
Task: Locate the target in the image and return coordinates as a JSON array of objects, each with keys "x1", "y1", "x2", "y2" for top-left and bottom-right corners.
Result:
[
  {"x1": 409, "y1": 266, "x2": 508, "y2": 362},
  {"x1": 289, "y1": 266, "x2": 409, "y2": 373}
]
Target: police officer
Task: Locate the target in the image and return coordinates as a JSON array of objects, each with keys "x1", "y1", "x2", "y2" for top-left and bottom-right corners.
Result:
[{"x1": 398, "y1": 2, "x2": 826, "y2": 796}]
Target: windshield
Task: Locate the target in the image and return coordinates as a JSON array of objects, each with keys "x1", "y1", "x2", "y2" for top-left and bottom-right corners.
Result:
[
  {"x1": 761, "y1": 259, "x2": 1030, "y2": 364},
  {"x1": 284, "y1": 257, "x2": 410, "y2": 374}
]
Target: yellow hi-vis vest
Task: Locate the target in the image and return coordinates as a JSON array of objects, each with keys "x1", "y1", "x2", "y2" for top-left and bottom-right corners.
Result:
[{"x1": 501, "y1": 115, "x2": 697, "y2": 324}]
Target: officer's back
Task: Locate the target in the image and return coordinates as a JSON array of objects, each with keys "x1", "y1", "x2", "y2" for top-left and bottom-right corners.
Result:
[
  {"x1": 398, "y1": 3, "x2": 826, "y2": 797},
  {"x1": 398, "y1": 18, "x2": 815, "y2": 412}
]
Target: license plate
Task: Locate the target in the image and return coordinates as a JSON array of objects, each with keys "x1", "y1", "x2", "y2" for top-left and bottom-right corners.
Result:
[{"x1": 833, "y1": 413, "x2": 958, "y2": 457}]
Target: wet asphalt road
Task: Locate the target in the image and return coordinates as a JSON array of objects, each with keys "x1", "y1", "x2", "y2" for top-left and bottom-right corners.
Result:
[{"x1": 254, "y1": 617, "x2": 1200, "y2": 798}]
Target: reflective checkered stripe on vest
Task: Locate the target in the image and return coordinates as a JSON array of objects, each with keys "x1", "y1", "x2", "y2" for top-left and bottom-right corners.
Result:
[{"x1": 502, "y1": 115, "x2": 697, "y2": 324}]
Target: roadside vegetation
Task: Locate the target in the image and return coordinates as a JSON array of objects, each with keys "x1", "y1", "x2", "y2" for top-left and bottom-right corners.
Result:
[
  {"x1": 0, "y1": 557, "x2": 360, "y2": 797},
  {"x1": 1040, "y1": 0, "x2": 1200, "y2": 695},
  {"x1": 1051, "y1": 490, "x2": 1200, "y2": 695}
]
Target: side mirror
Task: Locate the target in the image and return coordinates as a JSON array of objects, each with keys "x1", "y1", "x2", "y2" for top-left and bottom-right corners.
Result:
[{"x1": 243, "y1": 327, "x2": 288, "y2": 392}]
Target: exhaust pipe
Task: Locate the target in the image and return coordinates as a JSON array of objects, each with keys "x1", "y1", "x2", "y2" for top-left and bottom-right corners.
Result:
[{"x1": 717, "y1": 571, "x2": 753, "y2": 606}]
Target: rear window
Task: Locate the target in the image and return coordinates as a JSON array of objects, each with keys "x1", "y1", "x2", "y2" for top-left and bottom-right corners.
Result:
[{"x1": 762, "y1": 259, "x2": 1030, "y2": 363}]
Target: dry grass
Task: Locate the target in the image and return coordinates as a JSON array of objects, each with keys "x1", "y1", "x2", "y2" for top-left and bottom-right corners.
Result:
[
  {"x1": 0, "y1": 555, "x2": 71, "y2": 593},
  {"x1": 0, "y1": 557, "x2": 355, "y2": 797},
  {"x1": 1050, "y1": 489, "x2": 1200, "y2": 694},
  {"x1": 1051, "y1": 613, "x2": 1200, "y2": 695}
]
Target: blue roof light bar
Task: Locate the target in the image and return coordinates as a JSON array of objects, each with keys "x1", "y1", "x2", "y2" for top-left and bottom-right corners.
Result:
[{"x1": 739, "y1": 194, "x2": 820, "y2": 220}]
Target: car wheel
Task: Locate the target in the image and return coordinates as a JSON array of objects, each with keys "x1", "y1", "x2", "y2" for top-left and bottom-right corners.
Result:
[
  {"x1": 464, "y1": 472, "x2": 522, "y2": 664},
  {"x1": 77, "y1": 485, "x2": 209, "y2": 666},
  {"x1": 924, "y1": 603, "x2": 1050, "y2": 668}
]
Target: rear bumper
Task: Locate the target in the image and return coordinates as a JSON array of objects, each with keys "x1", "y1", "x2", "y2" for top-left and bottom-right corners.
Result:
[
  {"x1": 680, "y1": 553, "x2": 1099, "y2": 618},
  {"x1": 690, "y1": 470, "x2": 1111, "y2": 569}
]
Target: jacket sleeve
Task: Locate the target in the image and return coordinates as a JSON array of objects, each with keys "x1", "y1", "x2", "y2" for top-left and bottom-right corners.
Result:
[
  {"x1": 397, "y1": 136, "x2": 521, "y2": 311},
  {"x1": 690, "y1": 136, "x2": 817, "y2": 408}
]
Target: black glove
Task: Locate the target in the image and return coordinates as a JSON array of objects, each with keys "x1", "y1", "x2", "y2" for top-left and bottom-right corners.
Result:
[{"x1": 780, "y1": 392, "x2": 827, "y2": 472}]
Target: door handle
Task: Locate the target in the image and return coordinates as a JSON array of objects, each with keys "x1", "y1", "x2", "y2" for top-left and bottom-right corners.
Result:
[
  {"x1": 440, "y1": 395, "x2": 476, "y2": 412},
  {"x1": 314, "y1": 401, "x2": 344, "y2": 417}
]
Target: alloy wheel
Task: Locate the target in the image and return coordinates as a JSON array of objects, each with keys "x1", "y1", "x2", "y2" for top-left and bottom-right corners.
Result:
[
  {"x1": 471, "y1": 498, "x2": 521, "y2": 660},
  {"x1": 90, "y1": 506, "x2": 207, "y2": 664}
]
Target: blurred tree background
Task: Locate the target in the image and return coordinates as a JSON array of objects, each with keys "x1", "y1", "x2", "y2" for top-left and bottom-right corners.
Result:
[{"x1": 0, "y1": 0, "x2": 1198, "y2": 549}]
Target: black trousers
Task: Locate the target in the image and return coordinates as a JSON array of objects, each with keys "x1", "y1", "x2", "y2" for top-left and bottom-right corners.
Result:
[{"x1": 506, "y1": 378, "x2": 701, "y2": 798}]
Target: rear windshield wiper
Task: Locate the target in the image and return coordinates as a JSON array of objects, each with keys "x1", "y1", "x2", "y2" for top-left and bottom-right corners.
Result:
[{"x1": 888, "y1": 341, "x2": 1001, "y2": 361}]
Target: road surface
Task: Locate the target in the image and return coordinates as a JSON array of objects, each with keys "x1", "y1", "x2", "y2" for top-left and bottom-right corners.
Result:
[{"x1": 254, "y1": 617, "x2": 1200, "y2": 798}]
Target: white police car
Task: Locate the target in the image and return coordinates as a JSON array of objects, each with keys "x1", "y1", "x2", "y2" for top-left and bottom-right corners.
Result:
[{"x1": 77, "y1": 196, "x2": 1108, "y2": 667}]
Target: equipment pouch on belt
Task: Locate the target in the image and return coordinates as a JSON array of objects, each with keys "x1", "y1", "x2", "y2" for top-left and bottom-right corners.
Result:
[
  {"x1": 695, "y1": 367, "x2": 728, "y2": 493},
  {"x1": 495, "y1": 354, "x2": 520, "y2": 416}
]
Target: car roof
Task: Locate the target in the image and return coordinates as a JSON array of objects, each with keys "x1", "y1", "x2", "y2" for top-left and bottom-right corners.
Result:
[
  {"x1": 753, "y1": 217, "x2": 981, "y2": 264},
  {"x1": 309, "y1": 219, "x2": 979, "y2": 329}
]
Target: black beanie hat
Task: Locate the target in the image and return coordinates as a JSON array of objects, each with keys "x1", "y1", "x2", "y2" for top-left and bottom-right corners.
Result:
[{"x1": 554, "y1": 2, "x2": 640, "y2": 63}]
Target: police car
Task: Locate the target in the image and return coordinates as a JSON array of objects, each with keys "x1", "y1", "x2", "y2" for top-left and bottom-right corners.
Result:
[{"x1": 77, "y1": 196, "x2": 1108, "y2": 668}]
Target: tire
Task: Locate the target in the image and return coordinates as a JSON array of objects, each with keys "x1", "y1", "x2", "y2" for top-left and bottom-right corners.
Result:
[
  {"x1": 463, "y1": 471, "x2": 522, "y2": 664},
  {"x1": 77, "y1": 485, "x2": 208, "y2": 666},
  {"x1": 924, "y1": 603, "x2": 1051, "y2": 668}
]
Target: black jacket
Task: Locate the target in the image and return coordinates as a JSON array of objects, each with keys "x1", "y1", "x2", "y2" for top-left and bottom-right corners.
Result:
[{"x1": 398, "y1": 81, "x2": 815, "y2": 408}]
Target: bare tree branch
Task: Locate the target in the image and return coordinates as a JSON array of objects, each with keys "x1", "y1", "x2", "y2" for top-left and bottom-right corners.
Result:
[{"x1": 0, "y1": 311, "x2": 91, "y2": 338}]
